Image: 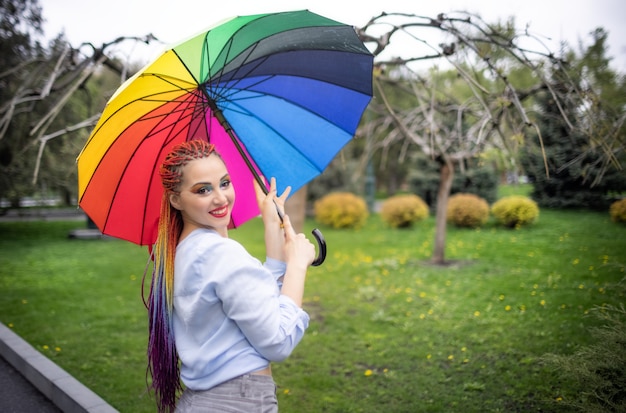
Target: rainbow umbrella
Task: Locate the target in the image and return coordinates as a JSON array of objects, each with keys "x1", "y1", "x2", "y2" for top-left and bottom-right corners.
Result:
[{"x1": 77, "y1": 10, "x2": 373, "y2": 264}]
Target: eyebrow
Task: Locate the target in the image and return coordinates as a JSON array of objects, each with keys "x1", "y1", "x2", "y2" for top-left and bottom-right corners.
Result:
[{"x1": 190, "y1": 174, "x2": 230, "y2": 188}]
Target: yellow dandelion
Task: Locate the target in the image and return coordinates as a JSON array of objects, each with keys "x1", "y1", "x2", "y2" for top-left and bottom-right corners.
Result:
[
  {"x1": 55, "y1": 347, "x2": 61, "y2": 352},
  {"x1": 419, "y1": 292, "x2": 427, "y2": 298},
  {"x1": 448, "y1": 355, "x2": 454, "y2": 361},
  {"x1": 463, "y1": 358, "x2": 469, "y2": 363},
  {"x1": 540, "y1": 300, "x2": 546, "y2": 306},
  {"x1": 556, "y1": 396, "x2": 563, "y2": 402},
  {"x1": 572, "y1": 258, "x2": 580, "y2": 265},
  {"x1": 499, "y1": 294, "x2": 505, "y2": 301},
  {"x1": 364, "y1": 369, "x2": 373, "y2": 377},
  {"x1": 426, "y1": 354, "x2": 432, "y2": 359},
  {"x1": 461, "y1": 347, "x2": 467, "y2": 352},
  {"x1": 505, "y1": 305, "x2": 511, "y2": 311},
  {"x1": 473, "y1": 311, "x2": 480, "y2": 317},
  {"x1": 283, "y1": 389, "x2": 290, "y2": 395},
  {"x1": 419, "y1": 314, "x2": 426, "y2": 320},
  {"x1": 406, "y1": 297, "x2": 413, "y2": 303},
  {"x1": 8, "y1": 323, "x2": 13, "y2": 328},
  {"x1": 42, "y1": 345, "x2": 49, "y2": 350},
  {"x1": 578, "y1": 284, "x2": 585, "y2": 289},
  {"x1": 427, "y1": 309, "x2": 434, "y2": 315},
  {"x1": 22, "y1": 299, "x2": 28, "y2": 304}
]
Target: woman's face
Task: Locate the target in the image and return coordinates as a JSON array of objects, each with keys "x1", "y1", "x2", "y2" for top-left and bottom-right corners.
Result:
[{"x1": 169, "y1": 154, "x2": 235, "y2": 237}]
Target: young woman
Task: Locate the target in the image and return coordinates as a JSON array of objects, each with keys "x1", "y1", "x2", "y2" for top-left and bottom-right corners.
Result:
[{"x1": 146, "y1": 140, "x2": 315, "y2": 412}]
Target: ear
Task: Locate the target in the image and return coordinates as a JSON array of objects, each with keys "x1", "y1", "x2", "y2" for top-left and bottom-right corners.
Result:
[{"x1": 169, "y1": 192, "x2": 183, "y2": 211}]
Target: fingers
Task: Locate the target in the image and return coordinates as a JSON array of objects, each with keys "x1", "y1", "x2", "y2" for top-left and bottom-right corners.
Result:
[
  {"x1": 253, "y1": 176, "x2": 268, "y2": 200},
  {"x1": 281, "y1": 214, "x2": 297, "y2": 238},
  {"x1": 277, "y1": 184, "x2": 291, "y2": 202}
]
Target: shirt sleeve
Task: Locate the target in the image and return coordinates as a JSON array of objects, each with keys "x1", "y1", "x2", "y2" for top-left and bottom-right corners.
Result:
[
  {"x1": 264, "y1": 257, "x2": 286, "y2": 289},
  {"x1": 206, "y1": 239, "x2": 309, "y2": 361}
]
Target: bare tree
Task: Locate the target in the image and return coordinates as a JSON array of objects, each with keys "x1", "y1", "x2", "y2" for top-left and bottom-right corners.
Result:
[
  {"x1": 357, "y1": 12, "x2": 623, "y2": 264},
  {"x1": 0, "y1": 32, "x2": 158, "y2": 204}
]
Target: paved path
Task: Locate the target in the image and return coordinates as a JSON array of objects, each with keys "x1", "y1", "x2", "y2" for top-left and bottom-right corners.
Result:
[
  {"x1": 0, "y1": 355, "x2": 62, "y2": 412},
  {"x1": 0, "y1": 312, "x2": 119, "y2": 413}
]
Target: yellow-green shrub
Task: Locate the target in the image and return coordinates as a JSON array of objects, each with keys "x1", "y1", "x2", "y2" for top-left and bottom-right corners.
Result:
[
  {"x1": 491, "y1": 195, "x2": 539, "y2": 228},
  {"x1": 446, "y1": 193, "x2": 489, "y2": 228},
  {"x1": 380, "y1": 194, "x2": 429, "y2": 228},
  {"x1": 313, "y1": 192, "x2": 368, "y2": 229},
  {"x1": 609, "y1": 198, "x2": 626, "y2": 223}
]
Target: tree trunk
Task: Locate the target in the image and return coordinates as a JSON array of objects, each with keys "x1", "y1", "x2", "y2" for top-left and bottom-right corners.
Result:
[
  {"x1": 285, "y1": 185, "x2": 307, "y2": 233},
  {"x1": 432, "y1": 158, "x2": 454, "y2": 265}
]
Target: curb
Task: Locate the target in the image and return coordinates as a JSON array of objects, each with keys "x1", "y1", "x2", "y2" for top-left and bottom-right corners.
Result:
[{"x1": 0, "y1": 322, "x2": 119, "y2": 413}]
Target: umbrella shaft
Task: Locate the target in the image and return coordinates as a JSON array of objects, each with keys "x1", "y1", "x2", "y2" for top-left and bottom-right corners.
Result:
[{"x1": 205, "y1": 96, "x2": 270, "y2": 197}]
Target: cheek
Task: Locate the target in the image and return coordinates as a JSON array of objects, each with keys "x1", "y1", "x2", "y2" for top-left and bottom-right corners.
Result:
[{"x1": 228, "y1": 187, "x2": 236, "y2": 206}]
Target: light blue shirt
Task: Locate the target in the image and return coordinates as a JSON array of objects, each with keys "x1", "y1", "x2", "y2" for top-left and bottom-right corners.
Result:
[{"x1": 172, "y1": 228, "x2": 309, "y2": 390}]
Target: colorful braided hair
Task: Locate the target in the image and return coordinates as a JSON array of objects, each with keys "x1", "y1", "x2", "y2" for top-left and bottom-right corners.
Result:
[{"x1": 146, "y1": 139, "x2": 216, "y2": 413}]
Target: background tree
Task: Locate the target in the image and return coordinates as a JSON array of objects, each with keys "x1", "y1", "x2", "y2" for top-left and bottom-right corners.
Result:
[
  {"x1": 521, "y1": 28, "x2": 626, "y2": 209},
  {"x1": 356, "y1": 12, "x2": 623, "y2": 264},
  {"x1": 0, "y1": 0, "x2": 44, "y2": 205},
  {"x1": 0, "y1": 0, "x2": 157, "y2": 206}
]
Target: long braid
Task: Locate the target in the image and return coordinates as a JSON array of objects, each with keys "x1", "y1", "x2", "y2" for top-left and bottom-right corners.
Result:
[{"x1": 146, "y1": 140, "x2": 216, "y2": 413}]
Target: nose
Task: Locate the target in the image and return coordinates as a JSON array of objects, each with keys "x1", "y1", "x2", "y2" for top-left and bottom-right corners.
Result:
[{"x1": 213, "y1": 188, "x2": 228, "y2": 204}]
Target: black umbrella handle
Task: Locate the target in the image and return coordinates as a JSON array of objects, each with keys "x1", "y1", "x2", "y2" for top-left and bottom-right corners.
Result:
[
  {"x1": 274, "y1": 201, "x2": 326, "y2": 267},
  {"x1": 310, "y1": 228, "x2": 326, "y2": 266}
]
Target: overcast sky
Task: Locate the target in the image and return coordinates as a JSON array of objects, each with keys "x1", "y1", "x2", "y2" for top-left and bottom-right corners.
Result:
[{"x1": 39, "y1": 0, "x2": 626, "y2": 71}]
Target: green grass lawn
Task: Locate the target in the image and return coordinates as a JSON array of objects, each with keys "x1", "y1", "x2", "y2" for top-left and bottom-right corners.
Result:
[{"x1": 0, "y1": 201, "x2": 624, "y2": 412}]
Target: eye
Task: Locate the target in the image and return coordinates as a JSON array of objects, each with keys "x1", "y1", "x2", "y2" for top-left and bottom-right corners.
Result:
[
  {"x1": 220, "y1": 179, "x2": 231, "y2": 189},
  {"x1": 195, "y1": 185, "x2": 213, "y2": 194}
]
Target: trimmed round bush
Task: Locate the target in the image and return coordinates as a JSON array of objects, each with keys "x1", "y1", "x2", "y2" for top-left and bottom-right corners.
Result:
[
  {"x1": 609, "y1": 198, "x2": 626, "y2": 224},
  {"x1": 313, "y1": 192, "x2": 368, "y2": 229},
  {"x1": 446, "y1": 193, "x2": 489, "y2": 228},
  {"x1": 380, "y1": 194, "x2": 429, "y2": 228},
  {"x1": 491, "y1": 195, "x2": 539, "y2": 228}
]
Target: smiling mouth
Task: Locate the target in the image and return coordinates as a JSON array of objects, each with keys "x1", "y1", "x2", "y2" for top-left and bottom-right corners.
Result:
[{"x1": 210, "y1": 205, "x2": 229, "y2": 218}]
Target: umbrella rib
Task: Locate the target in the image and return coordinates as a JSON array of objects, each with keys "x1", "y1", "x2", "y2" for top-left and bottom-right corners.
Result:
[
  {"x1": 139, "y1": 93, "x2": 211, "y2": 244},
  {"x1": 205, "y1": 41, "x2": 268, "y2": 103}
]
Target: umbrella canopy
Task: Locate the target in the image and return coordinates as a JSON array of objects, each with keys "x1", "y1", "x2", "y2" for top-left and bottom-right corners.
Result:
[{"x1": 77, "y1": 10, "x2": 373, "y2": 247}]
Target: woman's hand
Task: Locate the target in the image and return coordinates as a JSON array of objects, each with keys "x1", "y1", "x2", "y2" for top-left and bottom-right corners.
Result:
[
  {"x1": 255, "y1": 177, "x2": 292, "y2": 261},
  {"x1": 254, "y1": 177, "x2": 291, "y2": 227},
  {"x1": 282, "y1": 214, "x2": 316, "y2": 269},
  {"x1": 280, "y1": 214, "x2": 315, "y2": 307}
]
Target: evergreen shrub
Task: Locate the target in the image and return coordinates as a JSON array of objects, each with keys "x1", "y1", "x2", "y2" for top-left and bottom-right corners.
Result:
[
  {"x1": 609, "y1": 199, "x2": 626, "y2": 224},
  {"x1": 491, "y1": 196, "x2": 539, "y2": 228},
  {"x1": 446, "y1": 193, "x2": 489, "y2": 228},
  {"x1": 313, "y1": 192, "x2": 368, "y2": 229},
  {"x1": 380, "y1": 194, "x2": 429, "y2": 228}
]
